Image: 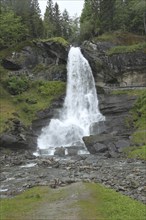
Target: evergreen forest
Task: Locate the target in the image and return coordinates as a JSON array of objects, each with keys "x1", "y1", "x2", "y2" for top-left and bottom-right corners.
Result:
[{"x1": 0, "y1": 0, "x2": 146, "y2": 49}]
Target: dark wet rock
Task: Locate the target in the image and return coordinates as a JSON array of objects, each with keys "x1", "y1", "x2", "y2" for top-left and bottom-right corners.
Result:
[
  {"x1": 2, "y1": 59, "x2": 22, "y2": 70},
  {"x1": 81, "y1": 41, "x2": 146, "y2": 86},
  {"x1": 83, "y1": 134, "x2": 116, "y2": 154},
  {"x1": 0, "y1": 133, "x2": 28, "y2": 150},
  {"x1": 67, "y1": 147, "x2": 78, "y2": 156},
  {"x1": 2, "y1": 40, "x2": 69, "y2": 81},
  {"x1": 89, "y1": 121, "x2": 106, "y2": 135}
]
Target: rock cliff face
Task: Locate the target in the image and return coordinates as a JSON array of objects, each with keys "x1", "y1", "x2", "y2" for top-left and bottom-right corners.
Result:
[
  {"x1": 2, "y1": 40, "x2": 69, "y2": 81},
  {"x1": 2, "y1": 40, "x2": 146, "y2": 86},
  {"x1": 83, "y1": 91, "x2": 137, "y2": 157},
  {"x1": 81, "y1": 41, "x2": 146, "y2": 86}
]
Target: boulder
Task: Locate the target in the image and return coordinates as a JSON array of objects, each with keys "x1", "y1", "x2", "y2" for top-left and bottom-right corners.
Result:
[
  {"x1": 0, "y1": 133, "x2": 28, "y2": 150},
  {"x1": 67, "y1": 147, "x2": 78, "y2": 156},
  {"x1": 115, "y1": 139, "x2": 130, "y2": 152},
  {"x1": 54, "y1": 147, "x2": 65, "y2": 157},
  {"x1": 83, "y1": 134, "x2": 116, "y2": 154}
]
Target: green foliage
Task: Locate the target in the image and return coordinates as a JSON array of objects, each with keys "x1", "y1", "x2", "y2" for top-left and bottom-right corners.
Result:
[
  {"x1": 80, "y1": 0, "x2": 146, "y2": 40},
  {"x1": 0, "y1": 11, "x2": 28, "y2": 48},
  {"x1": 61, "y1": 9, "x2": 72, "y2": 40},
  {"x1": 129, "y1": 91, "x2": 146, "y2": 147},
  {"x1": 107, "y1": 42, "x2": 146, "y2": 55},
  {"x1": 94, "y1": 32, "x2": 146, "y2": 45},
  {"x1": 4, "y1": 76, "x2": 29, "y2": 95},
  {"x1": 0, "y1": 80, "x2": 66, "y2": 132},
  {"x1": 124, "y1": 145, "x2": 146, "y2": 160},
  {"x1": 32, "y1": 64, "x2": 48, "y2": 74},
  {"x1": 111, "y1": 89, "x2": 146, "y2": 96},
  {"x1": 0, "y1": 84, "x2": 16, "y2": 133},
  {"x1": 38, "y1": 81, "x2": 66, "y2": 96}
]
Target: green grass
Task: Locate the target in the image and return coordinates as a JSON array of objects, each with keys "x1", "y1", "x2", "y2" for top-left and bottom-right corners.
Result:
[
  {"x1": 107, "y1": 42, "x2": 146, "y2": 56},
  {"x1": 94, "y1": 32, "x2": 146, "y2": 45},
  {"x1": 0, "y1": 80, "x2": 66, "y2": 133},
  {"x1": 78, "y1": 183, "x2": 146, "y2": 220},
  {"x1": 93, "y1": 32, "x2": 146, "y2": 56},
  {"x1": 0, "y1": 183, "x2": 146, "y2": 220},
  {"x1": 0, "y1": 186, "x2": 66, "y2": 220},
  {"x1": 111, "y1": 89, "x2": 146, "y2": 96},
  {"x1": 124, "y1": 145, "x2": 146, "y2": 160}
]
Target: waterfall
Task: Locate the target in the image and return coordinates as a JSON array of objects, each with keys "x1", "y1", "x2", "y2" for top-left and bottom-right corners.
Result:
[{"x1": 37, "y1": 47, "x2": 105, "y2": 155}]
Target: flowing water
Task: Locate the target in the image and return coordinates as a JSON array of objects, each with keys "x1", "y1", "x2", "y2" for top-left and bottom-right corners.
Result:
[{"x1": 37, "y1": 47, "x2": 105, "y2": 155}]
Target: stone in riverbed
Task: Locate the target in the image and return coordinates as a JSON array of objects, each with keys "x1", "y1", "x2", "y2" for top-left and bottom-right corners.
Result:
[
  {"x1": 83, "y1": 134, "x2": 116, "y2": 154},
  {"x1": 54, "y1": 147, "x2": 65, "y2": 157}
]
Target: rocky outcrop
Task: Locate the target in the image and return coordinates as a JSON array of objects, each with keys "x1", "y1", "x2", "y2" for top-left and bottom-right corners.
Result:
[
  {"x1": 81, "y1": 41, "x2": 146, "y2": 86},
  {"x1": 1, "y1": 40, "x2": 69, "y2": 81},
  {"x1": 83, "y1": 91, "x2": 137, "y2": 157},
  {"x1": 0, "y1": 118, "x2": 35, "y2": 151}
]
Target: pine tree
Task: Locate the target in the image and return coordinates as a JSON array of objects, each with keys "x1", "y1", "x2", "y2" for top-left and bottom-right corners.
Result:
[
  {"x1": 80, "y1": 0, "x2": 94, "y2": 40},
  {"x1": 53, "y1": 2, "x2": 62, "y2": 36},
  {"x1": 44, "y1": 0, "x2": 55, "y2": 37},
  {"x1": 100, "y1": 0, "x2": 116, "y2": 32},
  {"x1": 61, "y1": 9, "x2": 71, "y2": 39},
  {"x1": 30, "y1": 0, "x2": 44, "y2": 38},
  {"x1": 0, "y1": 10, "x2": 28, "y2": 48}
]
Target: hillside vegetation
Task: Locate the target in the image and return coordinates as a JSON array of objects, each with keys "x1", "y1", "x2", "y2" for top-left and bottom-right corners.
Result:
[{"x1": 0, "y1": 77, "x2": 66, "y2": 133}]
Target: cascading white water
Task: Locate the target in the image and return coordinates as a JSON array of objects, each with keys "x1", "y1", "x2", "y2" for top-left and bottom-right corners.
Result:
[{"x1": 37, "y1": 47, "x2": 105, "y2": 155}]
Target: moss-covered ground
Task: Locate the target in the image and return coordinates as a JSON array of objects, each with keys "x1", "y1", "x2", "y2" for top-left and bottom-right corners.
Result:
[
  {"x1": 36, "y1": 37, "x2": 69, "y2": 47},
  {"x1": 0, "y1": 183, "x2": 145, "y2": 220},
  {"x1": 93, "y1": 32, "x2": 146, "y2": 55}
]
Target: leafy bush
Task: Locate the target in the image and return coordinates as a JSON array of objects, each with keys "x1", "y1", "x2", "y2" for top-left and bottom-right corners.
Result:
[
  {"x1": 124, "y1": 145, "x2": 146, "y2": 160},
  {"x1": 38, "y1": 81, "x2": 66, "y2": 96},
  {"x1": 5, "y1": 76, "x2": 29, "y2": 95}
]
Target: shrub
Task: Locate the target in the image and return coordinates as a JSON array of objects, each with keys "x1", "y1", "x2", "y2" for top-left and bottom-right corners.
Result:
[{"x1": 5, "y1": 76, "x2": 29, "y2": 95}]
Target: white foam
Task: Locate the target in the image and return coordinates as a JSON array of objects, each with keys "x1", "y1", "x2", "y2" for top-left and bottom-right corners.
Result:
[{"x1": 37, "y1": 47, "x2": 105, "y2": 155}]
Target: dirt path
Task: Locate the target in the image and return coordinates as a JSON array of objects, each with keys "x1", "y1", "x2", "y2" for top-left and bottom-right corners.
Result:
[{"x1": 21, "y1": 182, "x2": 97, "y2": 220}]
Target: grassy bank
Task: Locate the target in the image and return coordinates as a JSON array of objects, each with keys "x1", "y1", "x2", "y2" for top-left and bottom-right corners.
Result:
[
  {"x1": 107, "y1": 42, "x2": 146, "y2": 56},
  {"x1": 0, "y1": 80, "x2": 66, "y2": 133},
  {"x1": 0, "y1": 183, "x2": 145, "y2": 220}
]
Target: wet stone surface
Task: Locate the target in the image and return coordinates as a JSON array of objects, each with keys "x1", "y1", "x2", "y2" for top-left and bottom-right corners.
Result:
[{"x1": 0, "y1": 150, "x2": 145, "y2": 204}]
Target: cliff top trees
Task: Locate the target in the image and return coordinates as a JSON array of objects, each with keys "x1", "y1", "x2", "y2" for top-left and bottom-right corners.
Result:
[{"x1": 80, "y1": 0, "x2": 146, "y2": 40}]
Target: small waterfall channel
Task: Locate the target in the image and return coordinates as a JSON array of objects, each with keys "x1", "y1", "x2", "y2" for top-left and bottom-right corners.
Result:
[{"x1": 37, "y1": 47, "x2": 105, "y2": 155}]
